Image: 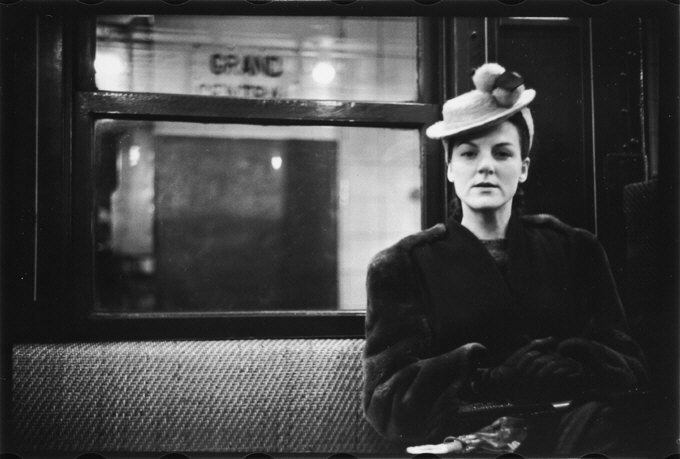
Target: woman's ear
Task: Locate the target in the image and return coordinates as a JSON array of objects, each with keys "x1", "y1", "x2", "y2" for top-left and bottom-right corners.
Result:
[
  {"x1": 446, "y1": 161, "x2": 456, "y2": 183},
  {"x1": 519, "y1": 157, "x2": 530, "y2": 183}
]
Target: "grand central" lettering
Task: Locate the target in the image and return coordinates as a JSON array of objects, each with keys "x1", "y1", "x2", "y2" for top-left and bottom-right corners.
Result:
[{"x1": 209, "y1": 54, "x2": 284, "y2": 78}]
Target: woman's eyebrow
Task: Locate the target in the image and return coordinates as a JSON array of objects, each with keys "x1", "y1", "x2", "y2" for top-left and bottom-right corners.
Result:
[{"x1": 454, "y1": 141, "x2": 518, "y2": 148}]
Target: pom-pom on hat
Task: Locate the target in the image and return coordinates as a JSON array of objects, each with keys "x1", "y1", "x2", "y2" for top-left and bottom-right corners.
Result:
[{"x1": 426, "y1": 63, "x2": 535, "y2": 150}]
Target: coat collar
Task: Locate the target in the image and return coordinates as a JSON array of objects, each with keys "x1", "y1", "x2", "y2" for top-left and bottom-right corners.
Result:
[
  {"x1": 412, "y1": 212, "x2": 573, "y2": 351},
  {"x1": 443, "y1": 210, "x2": 524, "y2": 248},
  {"x1": 405, "y1": 212, "x2": 531, "y2": 351},
  {"x1": 444, "y1": 211, "x2": 532, "y2": 299}
]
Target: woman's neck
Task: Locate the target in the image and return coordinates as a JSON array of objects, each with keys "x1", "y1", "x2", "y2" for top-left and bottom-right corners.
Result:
[{"x1": 460, "y1": 202, "x2": 512, "y2": 240}]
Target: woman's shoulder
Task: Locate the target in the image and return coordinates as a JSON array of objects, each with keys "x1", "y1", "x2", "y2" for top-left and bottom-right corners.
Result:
[
  {"x1": 520, "y1": 213, "x2": 599, "y2": 246},
  {"x1": 368, "y1": 223, "x2": 447, "y2": 271}
]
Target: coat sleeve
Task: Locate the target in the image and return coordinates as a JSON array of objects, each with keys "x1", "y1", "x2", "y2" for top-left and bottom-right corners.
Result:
[
  {"x1": 362, "y1": 245, "x2": 486, "y2": 443},
  {"x1": 557, "y1": 230, "x2": 649, "y2": 393}
]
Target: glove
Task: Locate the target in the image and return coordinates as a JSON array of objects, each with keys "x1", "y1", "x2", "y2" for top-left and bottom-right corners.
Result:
[
  {"x1": 557, "y1": 337, "x2": 636, "y2": 391},
  {"x1": 470, "y1": 337, "x2": 557, "y2": 401},
  {"x1": 471, "y1": 337, "x2": 586, "y2": 402},
  {"x1": 513, "y1": 348, "x2": 586, "y2": 400}
]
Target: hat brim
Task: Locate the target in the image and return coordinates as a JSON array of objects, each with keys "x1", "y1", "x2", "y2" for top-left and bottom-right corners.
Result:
[{"x1": 426, "y1": 89, "x2": 536, "y2": 139}]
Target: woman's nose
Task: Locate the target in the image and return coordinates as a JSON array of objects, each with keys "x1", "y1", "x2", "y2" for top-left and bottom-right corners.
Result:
[{"x1": 476, "y1": 151, "x2": 495, "y2": 174}]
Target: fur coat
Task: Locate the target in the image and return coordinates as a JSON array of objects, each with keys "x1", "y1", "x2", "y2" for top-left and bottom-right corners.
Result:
[{"x1": 362, "y1": 213, "x2": 648, "y2": 444}]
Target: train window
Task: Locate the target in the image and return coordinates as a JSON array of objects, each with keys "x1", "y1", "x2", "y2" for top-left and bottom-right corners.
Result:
[
  {"x1": 95, "y1": 16, "x2": 418, "y2": 102},
  {"x1": 94, "y1": 120, "x2": 420, "y2": 312},
  {"x1": 69, "y1": 15, "x2": 438, "y2": 335}
]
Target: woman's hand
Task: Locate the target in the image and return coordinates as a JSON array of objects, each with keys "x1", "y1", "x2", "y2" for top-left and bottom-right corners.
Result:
[
  {"x1": 472, "y1": 337, "x2": 586, "y2": 402},
  {"x1": 556, "y1": 337, "x2": 638, "y2": 391},
  {"x1": 507, "y1": 337, "x2": 586, "y2": 400},
  {"x1": 516, "y1": 350, "x2": 584, "y2": 381},
  {"x1": 514, "y1": 350, "x2": 586, "y2": 400},
  {"x1": 471, "y1": 337, "x2": 554, "y2": 400}
]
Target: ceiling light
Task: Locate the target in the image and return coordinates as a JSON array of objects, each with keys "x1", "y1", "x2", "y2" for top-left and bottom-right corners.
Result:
[{"x1": 312, "y1": 62, "x2": 336, "y2": 85}]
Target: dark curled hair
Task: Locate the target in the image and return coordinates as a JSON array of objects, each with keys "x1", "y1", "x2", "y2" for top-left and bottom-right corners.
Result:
[{"x1": 446, "y1": 111, "x2": 531, "y2": 221}]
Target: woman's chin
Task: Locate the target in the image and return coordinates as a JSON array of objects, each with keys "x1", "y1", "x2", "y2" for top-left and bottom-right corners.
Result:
[{"x1": 465, "y1": 199, "x2": 510, "y2": 213}]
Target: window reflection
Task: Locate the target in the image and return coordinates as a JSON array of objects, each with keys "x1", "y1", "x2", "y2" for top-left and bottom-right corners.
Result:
[
  {"x1": 95, "y1": 16, "x2": 418, "y2": 102},
  {"x1": 95, "y1": 121, "x2": 420, "y2": 312}
]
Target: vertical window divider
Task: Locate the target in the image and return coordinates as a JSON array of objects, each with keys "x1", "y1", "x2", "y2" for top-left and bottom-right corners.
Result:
[
  {"x1": 418, "y1": 17, "x2": 445, "y2": 229},
  {"x1": 36, "y1": 14, "x2": 72, "y2": 317},
  {"x1": 75, "y1": 15, "x2": 97, "y2": 92},
  {"x1": 72, "y1": 107, "x2": 95, "y2": 332}
]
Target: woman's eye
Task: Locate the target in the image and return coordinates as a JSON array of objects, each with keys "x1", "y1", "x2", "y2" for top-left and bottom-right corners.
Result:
[
  {"x1": 495, "y1": 150, "x2": 513, "y2": 158},
  {"x1": 459, "y1": 151, "x2": 476, "y2": 158}
]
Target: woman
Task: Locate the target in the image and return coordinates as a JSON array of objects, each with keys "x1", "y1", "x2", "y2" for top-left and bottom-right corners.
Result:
[{"x1": 362, "y1": 63, "x2": 648, "y2": 455}]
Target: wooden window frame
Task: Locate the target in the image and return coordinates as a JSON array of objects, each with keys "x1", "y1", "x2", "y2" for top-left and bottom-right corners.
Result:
[{"x1": 19, "y1": 13, "x2": 445, "y2": 341}]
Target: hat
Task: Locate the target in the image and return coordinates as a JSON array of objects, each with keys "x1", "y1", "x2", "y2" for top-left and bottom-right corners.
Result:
[{"x1": 426, "y1": 63, "x2": 535, "y2": 150}]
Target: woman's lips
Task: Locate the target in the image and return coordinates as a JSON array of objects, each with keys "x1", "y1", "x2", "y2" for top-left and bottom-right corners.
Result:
[{"x1": 473, "y1": 183, "x2": 499, "y2": 188}]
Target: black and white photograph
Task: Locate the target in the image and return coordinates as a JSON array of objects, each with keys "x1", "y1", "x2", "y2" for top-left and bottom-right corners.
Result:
[{"x1": 0, "y1": 0, "x2": 678, "y2": 457}]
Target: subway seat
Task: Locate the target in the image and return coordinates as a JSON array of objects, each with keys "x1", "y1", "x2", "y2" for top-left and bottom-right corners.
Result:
[{"x1": 11, "y1": 339, "x2": 400, "y2": 455}]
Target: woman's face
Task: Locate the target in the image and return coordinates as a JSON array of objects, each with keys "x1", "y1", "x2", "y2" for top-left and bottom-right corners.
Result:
[{"x1": 446, "y1": 121, "x2": 530, "y2": 216}]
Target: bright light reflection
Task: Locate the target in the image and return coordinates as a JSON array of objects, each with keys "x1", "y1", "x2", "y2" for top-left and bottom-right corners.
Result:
[
  {"x1": 94, "y1": 53, "x2": 127, "y2": 76},
  {"x1": 129, "y1": 145, "x2": 141, "y2": 167},
  {"x1": 271, "y1": 155, "x2": 283, "y2": 170},
  {"x1": 312, "y1": 62, "x2": 336, "y2": 85}
]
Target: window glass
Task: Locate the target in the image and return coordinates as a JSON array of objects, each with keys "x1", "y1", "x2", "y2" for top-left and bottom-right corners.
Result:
[
  {"x1": 95, "y1": 16, "x2": 418, "y2": 101},
  {"x1": 95, "y1": 121, "x2": 421, "y2": 312}
]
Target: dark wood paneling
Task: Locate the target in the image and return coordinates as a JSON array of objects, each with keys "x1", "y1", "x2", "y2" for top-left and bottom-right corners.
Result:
[
  {"x1": 77, "y1": 92, "x2": 439, "y2": 127},
  {"x1": 492, "y1": 18, "x2": 594, "y2": 232},
  {"x1": 421, "y1": 132, "x2": 445, "y2": 229},
  {"x1": 418, "y1": 17, "x2": 439, "y2": 104},
  {"x1": 0, "y1": 11, "x2": 6, "y2": 447},
  {"x1": 420, "y1": 17, "x2": 446, "y2": 228},
  {"x1": 0, "y1": 12, "x2": 37, "y2": 316},
  {"x1": 655, "y1": 9, "x2": 679, "y2": 451},
  {"x1": 451, "y1": 17, "x2": 486, "y2": 97},
  {"x1": 71, "y1": 110, "x2": 97, "y2": 334},
  {"x1": 590, "y1": 16, "x2": 646, "y2": 285},
  {"x1": 439, "y1": 17, "x2": 454, "y2": 102},
  {"x1": 0, "y1": 8, "x2": 38, "y2": 451},
  {"x1": 75, "y1": 16, "x2": 96, "y2": 91},
  {"x1": 36, "y1": 15, "x2": 73, "y2": 318}
]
